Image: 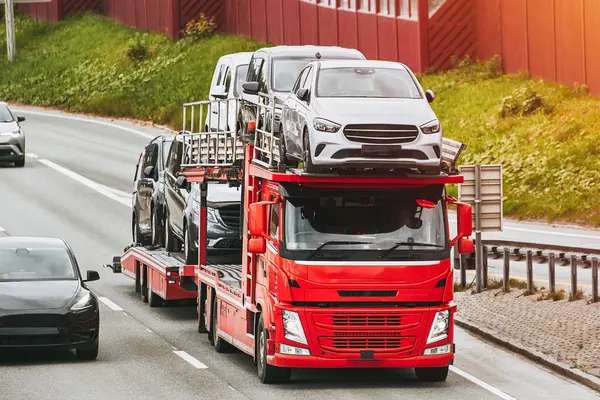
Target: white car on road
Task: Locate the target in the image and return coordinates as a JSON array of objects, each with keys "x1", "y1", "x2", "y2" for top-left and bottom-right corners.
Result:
[{"x1": 279, "y1": 59, "x2": 442, "y2": 174}]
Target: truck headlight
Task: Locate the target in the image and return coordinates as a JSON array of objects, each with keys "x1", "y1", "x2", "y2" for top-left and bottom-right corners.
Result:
[
  {"x1": 420, "y1": 119, "x2": 441, "y2": 134},
  {"x1": 70, "y1": 292, "x2": 93, "y2": 311},
  {"x1": 282, "y1": 310, "x2": 308, "y2": 345},
  {"x1": 313, "y1": 118, "x2": 340, "y2": 133},
  {"x1": 426, "y1": 310, "x2": 449, "y2": 344}
]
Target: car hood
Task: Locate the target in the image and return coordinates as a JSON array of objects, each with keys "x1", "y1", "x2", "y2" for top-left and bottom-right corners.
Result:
[
  {"x1": 311, "y1": 98, "x2": 437, "y2": 126},
  {"x1": 206, "y1": 184, "x2": 242, "y2": 206},
  {"x1": 0, "y1": 280, "x2": 80, "y2": 311},
  {"x1": 0, "y1": 121, "x2": 18, "y2": 134}
]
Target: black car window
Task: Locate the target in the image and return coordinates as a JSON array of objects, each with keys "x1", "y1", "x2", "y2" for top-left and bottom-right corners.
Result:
[
  {"x1": 0, "y1": 104, "x2": 15, "y2": 123},
  {"x1": 134, "y1": 152, "x2": 144, "y2": 181},
  {"x1": 301, "y1": 67, "x2": 313, "y2": 91},
  {"x1": 269, "y1": 197, "x2": 280, "y2": 240},
  {"x1": 141, "y1": 143, "x2": 159, "y2": 179},
  {"x1": 167, "y1": 139, "x2": 183, "y2": 175},
  {"x1": 224, "y1": 66, "x2": 232, "y2": 94},
  {"x1": 162, "y1": 140, "x2": 172, "y2": 169},
  {"x1": 0, "y1": 247, "x2": 77, "y2": 281},
  {"x1": 292, "y1": 67, "x2": 310, "y2": 94}
]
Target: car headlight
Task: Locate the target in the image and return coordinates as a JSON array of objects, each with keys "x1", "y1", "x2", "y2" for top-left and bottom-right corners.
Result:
[
  {"x1": 313, "y1": 118, "x2": 341, "y2": 133},
  {"x1": 426, "y1": 310, "x2": 449, "y2": 344},
  {"x1": 420, "y1": 119, "x2": 441, "y2": 134},
  {"x1": 207, "y1": 207, "x2": 218, "y2": 223},
  {"x1": 70, "y1": 292, "x2": 93, "y2": 311},
  {"x1": 282, "y1": 310, "x2": 308, "y2": 345},
  {"x1": 0, "y1": 129, "x2": 20, "y2": 137}
]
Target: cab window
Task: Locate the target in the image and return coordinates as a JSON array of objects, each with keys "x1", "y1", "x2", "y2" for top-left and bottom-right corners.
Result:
[{"x1": 269, "y1": 202, "x2": 280, "y2": 240}]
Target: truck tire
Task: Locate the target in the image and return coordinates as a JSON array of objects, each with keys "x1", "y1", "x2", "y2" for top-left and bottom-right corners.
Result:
[
  {"x1": 211, "y1": 295, "x2": 233, "y2": 353},
  {"x1": 198, "y1": 284, "x2": 208, "y2": 333},
  {"x1": 148, "y1": 286, "x2": 163, "y2": 307},
  {"x1": 256, "y1": 314, "x2": 291, "y2": 384},
  {"x1": 415, "y1": 366, "x2": 449, "y2": 382}
]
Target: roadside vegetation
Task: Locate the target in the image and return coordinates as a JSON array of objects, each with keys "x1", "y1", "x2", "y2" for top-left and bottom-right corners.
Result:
[{"x1": 3, "y1": 12, "x2": 600, "y2": 225}]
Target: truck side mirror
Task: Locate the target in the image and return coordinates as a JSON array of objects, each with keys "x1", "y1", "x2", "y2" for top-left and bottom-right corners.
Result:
[
  {"x1": 248, "y1": 238, "x2": 266, "y2": 254},
  {"x1": 426, "y1": 89, "x2": 435, "y2": 103},
  {"x1": 456, "y1": 202, "x2": 473, "y2": 237},
  {"x1": 243, "y1": 81, "x2": 259, "y2": 95},
  {"x1": 457, "y1": 237, "x2": 474, "y2": 254},
  {"x1": 248, "y1": 203, "x2": 267, "y2": 237}
]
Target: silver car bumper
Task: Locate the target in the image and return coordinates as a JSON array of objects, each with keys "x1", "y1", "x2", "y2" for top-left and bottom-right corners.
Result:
[
  {"x1": 0, "y1": 143, "x2": 24, "y2": 161},
  {"x1": 308, "y1": 126, "x2": 442, "y2": 169}
]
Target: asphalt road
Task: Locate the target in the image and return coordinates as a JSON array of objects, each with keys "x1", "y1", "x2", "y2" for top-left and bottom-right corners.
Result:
[{"x1": 0, "y1": 106, "x2": 598, "y2": 400}]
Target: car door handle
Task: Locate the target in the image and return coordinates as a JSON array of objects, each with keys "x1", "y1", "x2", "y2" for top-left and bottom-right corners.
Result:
[{"x1": 212, "y1": 110, "x2": 218, "y2": 114}]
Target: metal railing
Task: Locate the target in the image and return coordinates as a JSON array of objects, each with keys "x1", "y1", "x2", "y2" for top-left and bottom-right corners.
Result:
[
  {"x1": 251, "y1": 93, "x2": 283, "y2": 169},
  {"x1": 180, "y1": 99, "x2": 245, "y2": 168},
  {"x1": 455, "y1": 241, "x2": 599, "y2": 302}
]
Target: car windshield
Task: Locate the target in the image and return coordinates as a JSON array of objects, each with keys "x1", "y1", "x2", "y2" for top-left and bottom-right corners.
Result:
[
  {"x1": 0, "y1": 247, "x2": 77, "y2": 281},
  {"x1": 0, "y1": 104, "x2": 15, "y2": 123},
  {"x1": 271, "y1": 58, "x2": 314, "y2": 92},
  {"x1": 234, "y1": 64, "x2": 249, "y2": 97},
  {"x1": 284, "y1": 192, "x2": 446, "y2": 256},
  {"x1": 316, "y1": 67, "x2": 422, "y2": 99}
]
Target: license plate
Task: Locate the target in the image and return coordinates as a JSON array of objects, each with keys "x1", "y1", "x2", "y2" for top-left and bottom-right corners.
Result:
[{"x1": 361, "y1": 145, "x2": 402, "y2": 157}]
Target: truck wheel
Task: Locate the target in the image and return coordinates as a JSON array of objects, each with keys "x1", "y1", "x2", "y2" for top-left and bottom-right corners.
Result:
[
  {"x1": 184, "y1": 224, "x2": 198, "y2": 265},
  {"x1": 256, "y1": 314, "x2": 291, "y2": 384},
  {"x1": 415, "y1": 366, "x2": 449, "y2": 382},
  {"x1": 141, "y1": 266, "x2": 148, "y2": 303},
  {"x1": 148, "y1": 286, "x2": 163, "y2": 307},
  {"x1": 211, "y1": 296, "x2": 233, "y2": 353},
  {"x1": 197, "y1": 284, "x2": 208, "y2": 333}
]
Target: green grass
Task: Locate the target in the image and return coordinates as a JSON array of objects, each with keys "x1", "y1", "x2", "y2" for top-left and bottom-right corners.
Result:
[
  {"x1": 3, "y1": 13, "x2": 600, "y2": 225},
  {"x1": 0, "y1": 13, "x2": 263, "y2": 129}
]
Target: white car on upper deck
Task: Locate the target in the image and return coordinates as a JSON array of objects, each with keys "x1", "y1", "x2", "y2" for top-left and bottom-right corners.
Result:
[{"x1": 279, "y1": 59, "x2": 442, "y2": 174}]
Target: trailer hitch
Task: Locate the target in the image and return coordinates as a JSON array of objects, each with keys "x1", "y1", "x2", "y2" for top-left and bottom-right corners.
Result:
[{"x1": 103, "y1": 256, "x2": 122, "y2": 273}]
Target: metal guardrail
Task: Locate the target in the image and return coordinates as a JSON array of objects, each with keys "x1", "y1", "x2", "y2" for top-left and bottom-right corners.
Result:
[{"x1": 455, "y1": 240, "x2": 599, "y2": 302}]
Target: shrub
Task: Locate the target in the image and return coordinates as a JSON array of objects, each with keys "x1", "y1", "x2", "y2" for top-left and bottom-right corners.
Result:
[
  {"x1": 126, "y1": 39, "x2": 150, "y2": 63},
  {"x1": 182, "y1": 13, "x2": 217, "y2": 42}
]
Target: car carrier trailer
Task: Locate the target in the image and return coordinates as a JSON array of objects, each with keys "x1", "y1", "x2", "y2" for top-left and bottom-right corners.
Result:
[{"x1": 106, "y1": 94, "x2": 474, "y2": 384}]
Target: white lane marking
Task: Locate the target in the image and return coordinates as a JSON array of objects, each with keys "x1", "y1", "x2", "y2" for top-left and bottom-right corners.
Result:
[
  {"x1": 448, "y1": 217, "x2": 600, "y2": 240},
  {"x1": 98, "y1": 297, "x2": 124, "y2": 311},
  {"x1": 25, "y1": 153, "x2": 39, "y2": 159},
  {"x1": 38, "y1": 159, "x2": 130, "y2": 207},
  {"x1": 450, "y1": 366, "x2": 517, "y2": 400},
  {"x1": 0, "y1": 226, "x2": 5, "y2": 232},
  {"x1": 13, "y1": 108, "x2": 158, "y2": 140},
  {"x1": 173, "y1": 350, "x2": 208, "y2": 369},
  {"x1": 146, "y1": 328, "x2": 153, "y2": 333}
]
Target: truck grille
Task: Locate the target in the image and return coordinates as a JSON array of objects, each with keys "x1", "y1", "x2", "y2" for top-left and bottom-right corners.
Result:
[
  {"x1": 217, "y1": 205, "x2": 240, "y2": 230},
  {"x1": 319, "y1": 333, "x2": 415, "y2": 353},
  {"x1": 332, "y1": 314, "x2": 401, "y2": 328},
  {"x1": 343, "y1": 124, "x2": 419, "y2": 144}
]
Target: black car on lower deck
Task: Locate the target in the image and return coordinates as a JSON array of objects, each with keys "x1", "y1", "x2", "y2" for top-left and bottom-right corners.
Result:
[{"x1": 0, "y1": 237, "x2": 100, "y2": 360}]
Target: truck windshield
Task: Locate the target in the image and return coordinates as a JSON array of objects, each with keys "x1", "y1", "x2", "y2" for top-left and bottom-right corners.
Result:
[
  {"x1": 316, "y1": 67, "x2": 422, "y2": 99},
  {"x1": 284, "y1": 193, "x2": 447, "y2": 259}
]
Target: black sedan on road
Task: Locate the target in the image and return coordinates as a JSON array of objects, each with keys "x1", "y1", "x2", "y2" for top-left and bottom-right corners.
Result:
[{"x1": 0, "y1": 237, "x2": 101, "y2": 360}]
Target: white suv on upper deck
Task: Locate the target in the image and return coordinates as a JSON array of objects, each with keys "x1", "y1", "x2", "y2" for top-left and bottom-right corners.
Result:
[{"x1": 280, "y1": 59, "x2": 442, "y2": 174}]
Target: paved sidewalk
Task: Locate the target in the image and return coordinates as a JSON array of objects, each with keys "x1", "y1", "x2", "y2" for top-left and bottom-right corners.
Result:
[{"x1": 455, "y1": 288, "x2": 600, "y2": 385}]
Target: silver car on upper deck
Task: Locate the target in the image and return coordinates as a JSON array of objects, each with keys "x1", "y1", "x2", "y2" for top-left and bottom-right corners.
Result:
[{"x1": 279, "y1": 60, "x2": 442, "y2": 174}]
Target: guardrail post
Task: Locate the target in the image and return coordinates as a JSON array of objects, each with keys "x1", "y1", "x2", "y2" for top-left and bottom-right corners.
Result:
[
  {"x1": 593, "y1": 257, "x2": 599, "y2": 303},
  {"x1": 503, "y1": 247, "x2": 509, "y2": 292},
  {"x1": 483, "y1": 246, "x2": 488, "y2": 288},
  {"x1": 475, "y1": 165, "x2": 483, "y2": 294},
  {"x1": 460, "y1": 254, "x2": 467, "y2": 289},
  {"x1": 570, "y1": 255, "x2": 578, "y2": 298},
  {"x1": 548, "y1": 252, "x2": 556, "y2": 294},
  {"x1": 526, "y1": 250, "x2": 533, "y2": 293}
]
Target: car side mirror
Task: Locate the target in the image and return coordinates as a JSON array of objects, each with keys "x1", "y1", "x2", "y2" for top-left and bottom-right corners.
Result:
[
  {"x1": 84, "y1": 270, "x2": 100, "y2": 282},
  {"x1": 243, "y1": 81, "x2": 259, "y2": 95},
  {"x1": 17, "y1": 116, "x2": 26, "y2": 122},
  {"x1": 297, "y1": 88, "x2": 310, "y2": 102},
  {"x1": 143, "y1": 165, "x2": 155, "y2": 178},
  {"x1": 425, "y1": 89, "x2": 435, "y2": 103},
  {"x1": 176, "y1": 175, "x2": 187, "y2": 189},
  {"x1": 248, "y1": 238, "x2": 266, "y2": 254}
]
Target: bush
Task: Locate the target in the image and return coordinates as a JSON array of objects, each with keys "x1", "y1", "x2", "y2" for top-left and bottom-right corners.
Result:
[
  {"x1": 126, "y1": 39, "x2": 150, "y2": 63},
  {"x1": 182, "y1": 13, "x2": 217, "y2": 42}
]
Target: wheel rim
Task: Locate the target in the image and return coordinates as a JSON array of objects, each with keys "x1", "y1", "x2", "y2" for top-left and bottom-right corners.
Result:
[{"x1": 258, "y1": 329, "x2": 266, "y2": 374}]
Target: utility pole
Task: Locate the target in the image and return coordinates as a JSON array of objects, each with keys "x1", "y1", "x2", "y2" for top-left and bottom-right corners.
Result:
[{"x1": 5, "y1": 0, "x2": 16, "y2": 61}]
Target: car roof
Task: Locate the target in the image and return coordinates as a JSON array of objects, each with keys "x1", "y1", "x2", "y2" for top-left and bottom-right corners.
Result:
[
  {"x1": 254, "y1": 45, "x2": 365, "y2": 59},
  {"x1": 0, "y1": 236, "x2": 67, "y2": 249},
  {"x1": 221, "y1": 52, "x2": 253, "y2": 65},
  {"x1": 315, "y1": 59, "x2": 408, "y2": 70}
]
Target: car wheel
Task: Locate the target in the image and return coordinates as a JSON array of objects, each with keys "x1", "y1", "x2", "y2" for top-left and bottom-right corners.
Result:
[
  {"x1": 164, "y1": 209, "x2": 178, "y2": 252},
  {"x1": 151, "y1": 207, "x2": 164, "y2": 247},
  {"x1": 302, "y1": 132, "x2": 318, "y2": 174},
  {"x1": 415, "y1": 366, "x2": 449, "y2": 382},
  {"x1": 256, "y1": 313, "x2": 291, "y2": 384},
  {"x1": 184, "y1": 223, "x2": 198, "y2": 265},
  {"x1": 14, "y1": 157, "x2": 25, "y2": 168},
  {"x1": 76, "y1": 340, "x2": 99, "y2": 361},
  {"x1": 278, "y1": 125, "x2": 295, "y2": 168},
  {"x1": 212, "y1": 295, "x2": 233, "y2": 353}
]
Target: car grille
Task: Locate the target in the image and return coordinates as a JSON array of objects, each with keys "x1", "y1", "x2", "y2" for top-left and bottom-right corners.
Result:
[
  {"x1": 331, "y1": 149, "x2": 428, "y2": 160},
  {"x1": 343, "y1": 124, "x2": 419, "y2": 144},
  {"x1": 0, "y1": 314, "x2": 68, "y2": 328},
  {"x1": 217, "y1": 205, "x2": 240, "y2": 230},
  {"x1": 212, "y1": 238, "x2": 242, "y2": 249}
]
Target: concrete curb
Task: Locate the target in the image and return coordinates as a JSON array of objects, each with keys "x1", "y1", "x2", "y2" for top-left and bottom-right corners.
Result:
[{"x1": 455, "y1": 316, "x2": 600, "y2": 394}]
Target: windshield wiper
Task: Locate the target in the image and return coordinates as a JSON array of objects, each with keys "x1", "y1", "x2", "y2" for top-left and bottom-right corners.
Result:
[
  {"x1": 377, "y1": 239, "x2": 444, "y2": 259},
  {"x1": 307, "y1": 241, "x2": 372, "y2": 260}
]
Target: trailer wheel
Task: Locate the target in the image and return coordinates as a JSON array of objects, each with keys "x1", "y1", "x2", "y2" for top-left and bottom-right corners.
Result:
[
  {"x1": 141, "y1": 266, "x2": 148, "y2": 303},
  {"x1": 211, "y1": 296, "x2": 233, "y2": 353},
  {"x1": 148, "y1": 287, "x2": 163, "y2": 307},
  {"x1": 256, "y1": 314, "x2": 291, "y2": 384},
  {"x1": 415, "y1": 366, "x2": 449, "y2": 382}
]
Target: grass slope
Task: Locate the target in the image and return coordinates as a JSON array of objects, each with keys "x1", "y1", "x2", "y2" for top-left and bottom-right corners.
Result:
[{"x1": 2, "y1": 14, "x2": 600, "y2": 226}]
